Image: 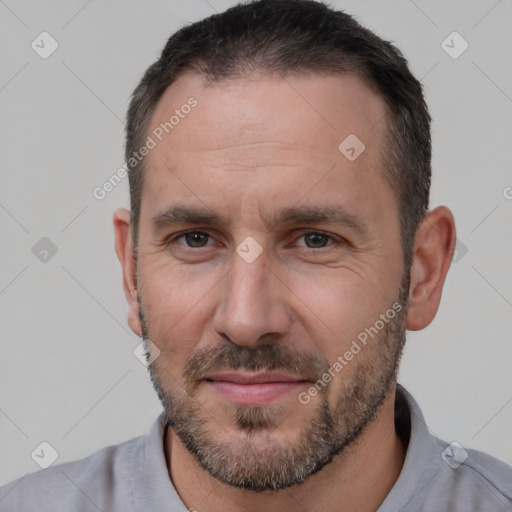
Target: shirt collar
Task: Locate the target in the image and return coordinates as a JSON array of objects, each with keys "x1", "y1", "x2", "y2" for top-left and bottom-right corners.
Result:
[
  {"x1": 131, "y1": 411, "x2": 186, "y2": 511},
  {"x1": 377, "y1": 384, "x2": 442, "y2": 511}
]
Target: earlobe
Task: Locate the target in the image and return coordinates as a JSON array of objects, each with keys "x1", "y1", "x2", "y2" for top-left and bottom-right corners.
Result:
[
  {"x1": 127, "y1": 297, "x2": 142, "y2": 338},
  {"x1": 406, "y1": 206, "x2": 456, "y2": 331},
  {"x1": 113, "y1": 208, "x2": 142, "y2": 337}
]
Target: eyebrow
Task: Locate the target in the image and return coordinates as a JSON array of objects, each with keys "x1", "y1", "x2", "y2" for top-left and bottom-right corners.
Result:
[{"x1": 150, "y1": 203, "x2": 369, "y2": 235}]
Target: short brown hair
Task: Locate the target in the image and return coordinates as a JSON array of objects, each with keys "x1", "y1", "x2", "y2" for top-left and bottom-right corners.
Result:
[{"x1": 125, "y1": 0, "x2": 431, "y2": 270}]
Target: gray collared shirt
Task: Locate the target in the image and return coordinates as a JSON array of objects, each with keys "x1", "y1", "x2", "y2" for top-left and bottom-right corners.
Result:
[{"x1": 1, "y1": 385, "x2": 511, "y2": 511}]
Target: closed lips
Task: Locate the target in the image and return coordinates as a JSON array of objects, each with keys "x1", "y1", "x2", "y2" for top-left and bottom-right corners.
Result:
[{"x1": 204, "y1": 371, "x2": 308, "y2": 384}]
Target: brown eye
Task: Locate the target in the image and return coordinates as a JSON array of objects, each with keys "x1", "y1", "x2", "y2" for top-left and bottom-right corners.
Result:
[{"x1": 178, "y1": 232, "x2": 211, "y2": 248}]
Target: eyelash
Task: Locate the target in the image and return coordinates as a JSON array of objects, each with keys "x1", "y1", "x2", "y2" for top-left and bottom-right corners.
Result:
[{"x1": 166, "y1": 230, "x2": 341, "y2": 251}]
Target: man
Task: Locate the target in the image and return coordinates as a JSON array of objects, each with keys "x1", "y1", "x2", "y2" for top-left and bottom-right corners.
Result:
[{"x1": 1, "y1": 0, "x2": 511, "y2": 510}]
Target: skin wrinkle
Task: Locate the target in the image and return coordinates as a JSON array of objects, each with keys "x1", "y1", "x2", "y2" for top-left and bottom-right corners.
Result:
[{"x1": 164, "y1": 142, "x2": 338, "y2": 172}]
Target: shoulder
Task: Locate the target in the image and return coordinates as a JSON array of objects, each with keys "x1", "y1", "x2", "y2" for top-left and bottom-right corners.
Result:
[
  {"x1": 391, "y1": 386, "x2": 512, "y2": 512},
  {"x1": 0, "y1": 435, "x2": 143, "y2": 512},
  {"x1": 426, "y1": 437, "x2": 512, "y2": 511}
]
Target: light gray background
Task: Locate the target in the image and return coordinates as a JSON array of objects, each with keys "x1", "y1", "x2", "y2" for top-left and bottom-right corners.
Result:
[{"x1": 1, "y1": 0, "x2": 511, "y2": 485}]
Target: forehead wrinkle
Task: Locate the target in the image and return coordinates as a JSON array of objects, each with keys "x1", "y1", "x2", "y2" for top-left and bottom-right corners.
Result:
[
  {"x1": 164, "y1": 162, "x2": 327, "y2": 176},
  {"x1": 174, "y1": 140, "x2": 335, "y2": 156},
  {"x1": 160, "y1": 143, "x2": 337, "y2": 176}
]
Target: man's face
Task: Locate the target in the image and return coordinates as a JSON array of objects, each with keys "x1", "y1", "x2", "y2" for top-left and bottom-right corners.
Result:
[{"x1": 135, "y1": 72, "x2": 409, "y2": 490}]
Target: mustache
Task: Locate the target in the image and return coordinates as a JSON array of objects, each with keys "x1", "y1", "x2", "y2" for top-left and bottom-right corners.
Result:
[{"x1": 182, "y1": 342, "x2": 330, "y2": 393}]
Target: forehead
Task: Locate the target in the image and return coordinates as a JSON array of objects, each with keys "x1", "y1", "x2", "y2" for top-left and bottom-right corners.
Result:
[
  {"x1": 147, "y1": 71, "x2": 387, "y2": 162},
  {"x1": 140, "y1": 71, "x2": 395, "y2": 232}
]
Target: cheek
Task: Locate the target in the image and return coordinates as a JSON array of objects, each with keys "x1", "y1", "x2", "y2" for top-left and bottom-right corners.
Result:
[
  {"x1": 139, "y1": 261, "x2": 219, "y2": 368},
  {"x1": 291, "y1": 270, "x2": 388, "y2": 352}
]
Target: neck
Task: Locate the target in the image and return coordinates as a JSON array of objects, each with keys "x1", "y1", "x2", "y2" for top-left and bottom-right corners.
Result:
[{"x1": 166, "y1": 385, "x2": 406, "y2": 512}]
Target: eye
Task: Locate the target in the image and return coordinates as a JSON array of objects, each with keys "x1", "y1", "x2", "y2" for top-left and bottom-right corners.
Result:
[
  {"x1": 166, "y1": 230, "x2": 342, "y2": 252},
  {"x1": 295, "y1": 232, "x2": 336, "y2": 249},
  {"x1": 173, "y1": 231, "x2": 213, "y2": 248}
]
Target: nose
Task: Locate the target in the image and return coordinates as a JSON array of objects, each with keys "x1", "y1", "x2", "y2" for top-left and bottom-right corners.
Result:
[{"x1": 211, "y1": 246, "x2": 291, "y2": 347}]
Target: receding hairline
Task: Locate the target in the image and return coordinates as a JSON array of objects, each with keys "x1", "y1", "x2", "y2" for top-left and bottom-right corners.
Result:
[{"x1": 134, "y1": 66, "x2": 394, "y2": 209}]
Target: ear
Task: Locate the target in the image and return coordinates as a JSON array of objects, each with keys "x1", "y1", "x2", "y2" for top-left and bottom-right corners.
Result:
[
  {"x1": 406, "y1": 206, "x2": 456, "y2": 331},
  {"x1": 113, "y1": 208, "x2": 142, "y2": 337}
]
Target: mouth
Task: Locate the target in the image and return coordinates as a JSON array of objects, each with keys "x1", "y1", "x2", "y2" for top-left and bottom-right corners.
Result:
[{"x1": 202, "y1": 371, "x2": 310, "y2": 405}]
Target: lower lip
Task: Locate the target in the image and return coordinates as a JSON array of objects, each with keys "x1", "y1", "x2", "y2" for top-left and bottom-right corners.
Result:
[{"x1": 205, "y1": 380, "x2": 306, "y2": 405}]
